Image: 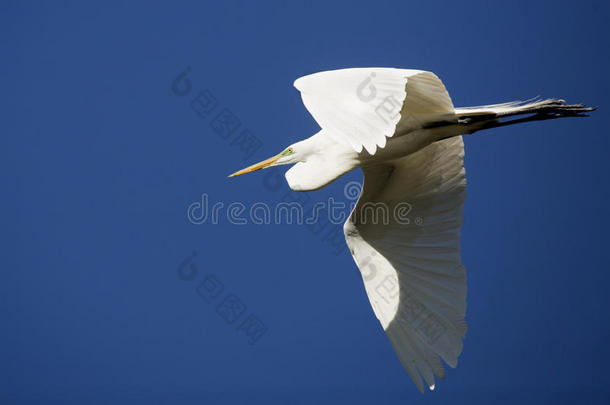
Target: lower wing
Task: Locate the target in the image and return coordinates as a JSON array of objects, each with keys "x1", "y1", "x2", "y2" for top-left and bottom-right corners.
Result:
[{"x1": 344, "y1": 136, "x2": 467, "y2": 392}]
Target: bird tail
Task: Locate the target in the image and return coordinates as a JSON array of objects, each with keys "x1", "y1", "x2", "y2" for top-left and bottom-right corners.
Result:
[{"x1": 450, "y1": 98, "x2": 595, "y2": 133}]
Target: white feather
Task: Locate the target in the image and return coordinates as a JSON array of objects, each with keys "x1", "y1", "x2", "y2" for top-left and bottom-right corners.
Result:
[
  {"x1": 294, "y1": 68, "x2": 454, "y2": 154},
  {"x1": 344, "y1": 136, "x2": 467, "y2": 391}
]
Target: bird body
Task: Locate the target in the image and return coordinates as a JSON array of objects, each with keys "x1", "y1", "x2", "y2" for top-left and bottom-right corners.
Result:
[{"x1": 229, "y1": 68, "x2": 593, "y2": 392}]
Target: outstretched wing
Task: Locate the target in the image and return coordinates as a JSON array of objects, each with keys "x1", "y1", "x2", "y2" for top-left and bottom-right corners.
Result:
[
  {"x1": 344, "y1": 136, "x2": 467, "y2": 392},
  {"x1": 294, "y1": 68, "x2": 455, "y2": 154}
]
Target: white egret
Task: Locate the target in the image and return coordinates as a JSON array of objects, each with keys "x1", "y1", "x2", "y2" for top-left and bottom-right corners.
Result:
[{"x1": 229, "y1": 68, "x2": 593, "y2": 392}]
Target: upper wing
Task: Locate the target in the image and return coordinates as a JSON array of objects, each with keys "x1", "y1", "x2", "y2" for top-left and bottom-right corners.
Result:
[
  {"x1": 343, "y1": 136, "x2": 467, "y2": 392},
  {"x1": 294, "y1": 68, "x2": 455, "y2": 155}
]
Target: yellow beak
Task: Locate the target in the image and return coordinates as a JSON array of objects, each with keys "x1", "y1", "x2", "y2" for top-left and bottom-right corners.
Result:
[{"x1": 228, "y1": 154, "x2": 280, "y2": 177}]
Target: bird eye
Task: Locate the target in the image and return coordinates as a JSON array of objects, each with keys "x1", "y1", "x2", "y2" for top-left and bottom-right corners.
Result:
[{"x1": 281, "y1": 147, "x2": 294, "y2": 156}]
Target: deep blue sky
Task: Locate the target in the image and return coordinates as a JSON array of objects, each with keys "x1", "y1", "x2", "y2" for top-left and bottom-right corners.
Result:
[{"x1": 2, "y1": 1, "x2": 609, "y2": 403}]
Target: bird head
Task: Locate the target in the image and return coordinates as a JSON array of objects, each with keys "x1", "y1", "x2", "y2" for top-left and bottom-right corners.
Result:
[
  {"x1": 227, "y1": 133, "x2": 351, "y2": 191},
  {"x1": 228, "y1": 144, "x2": 301, "y2": 177}
]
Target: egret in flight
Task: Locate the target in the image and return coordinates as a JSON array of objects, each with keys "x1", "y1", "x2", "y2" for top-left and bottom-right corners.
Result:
[{"x1": 228, "y1": 68, "x2": 593, "y2": 392}]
